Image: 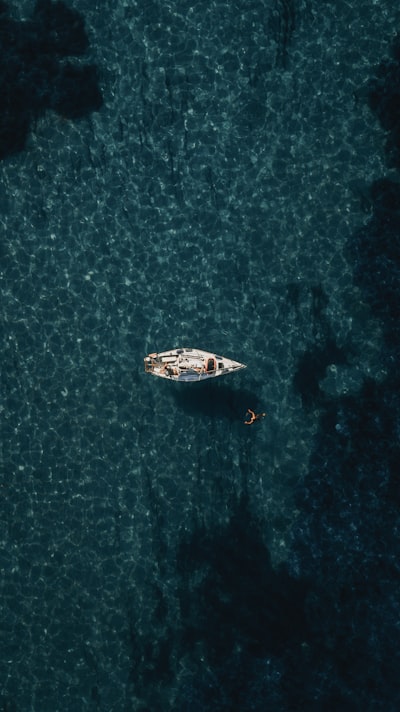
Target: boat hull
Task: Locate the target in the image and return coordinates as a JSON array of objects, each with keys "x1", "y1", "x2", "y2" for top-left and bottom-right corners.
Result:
[{"x1": 144, "y1": 348, "x2": 246, "y2": 382}]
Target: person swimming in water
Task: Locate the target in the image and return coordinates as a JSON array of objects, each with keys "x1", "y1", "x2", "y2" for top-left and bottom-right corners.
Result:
[{"x1": 244, "y1": 408, "x2": 266, "y2": 425}]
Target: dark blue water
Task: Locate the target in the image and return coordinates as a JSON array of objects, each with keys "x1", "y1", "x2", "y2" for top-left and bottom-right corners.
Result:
[{"x1": 1, "y1": 1, "x2": 400, "y2": 709}]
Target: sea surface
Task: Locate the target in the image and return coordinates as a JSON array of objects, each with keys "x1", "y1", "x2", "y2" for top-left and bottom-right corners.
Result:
[{"x1": 1, "y1": 1, "x2": 400, "y2": 710}]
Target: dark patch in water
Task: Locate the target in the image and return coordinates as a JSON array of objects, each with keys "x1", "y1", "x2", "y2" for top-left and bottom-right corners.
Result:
[
  {"x1": 0, "y1": 0, "x2": 102, "y2": 160},
  {"x1": 293, "y1": 337, "x2": 348, "y2": 408},
  {"x1": 285, "y1": 31, "x2": 400, "y2": 711},
  {"x1": 177, "y1": 495, "x2": 310, "y2": 710},
  {"x1": 367, "y1": 34, "x2": 400, "y2": 169}
]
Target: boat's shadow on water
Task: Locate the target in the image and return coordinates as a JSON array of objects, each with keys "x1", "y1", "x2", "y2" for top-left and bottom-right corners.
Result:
[{"x1": 171, "y1": 381, "x2": 261, "y2": 422}]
